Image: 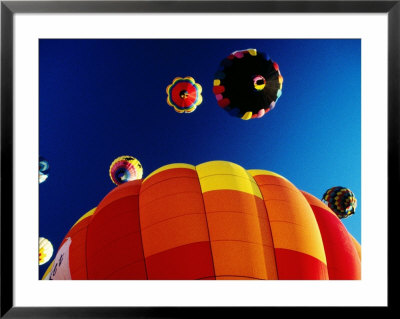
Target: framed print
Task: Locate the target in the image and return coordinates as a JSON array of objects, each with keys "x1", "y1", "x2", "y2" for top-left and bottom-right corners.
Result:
[{"x1": 1, "y1": 0, "x2": 395, "y2": 317}]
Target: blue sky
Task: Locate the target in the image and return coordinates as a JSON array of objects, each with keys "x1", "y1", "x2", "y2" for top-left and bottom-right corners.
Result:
[{"x1": 39, "y1": 39, "x2": 361, "y2": 279}]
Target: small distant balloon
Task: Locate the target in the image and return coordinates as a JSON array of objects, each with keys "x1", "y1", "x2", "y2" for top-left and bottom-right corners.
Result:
[
  {"x1": 322, "y1": 186, "x2": 357, "y2": 219},
  {"x1": 213, "y1": 48, "x2": 283, "y2": 120},
  {"x1": 39, "y1": 237, "x2": 53, "y2": 265},
  {"x1": 109, "y1": 156, "x2": 143, "y2": 186},
  {"x1": 39, "y1": 156, "x2": 49, "y2": 184},
  {"x1": 166, "y1": 77, "x2": 203, "y2": 113}
]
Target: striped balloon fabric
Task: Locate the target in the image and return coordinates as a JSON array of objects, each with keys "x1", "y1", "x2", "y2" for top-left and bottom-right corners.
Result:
[
  {"x1": 43, "y1": 161, "x2": 361, "y2": 280},
  {"x1": 39, "y1": 237, "x2": 53, "y2": 266}
]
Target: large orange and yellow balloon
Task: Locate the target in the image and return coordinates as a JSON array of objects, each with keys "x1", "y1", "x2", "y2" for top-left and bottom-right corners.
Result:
[{"x1": 43, "y1": 161, "x2": 360, "y2": 280}]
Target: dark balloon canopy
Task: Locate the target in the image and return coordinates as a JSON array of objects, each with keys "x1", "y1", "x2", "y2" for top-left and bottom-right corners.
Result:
[
  {"x1": 322, "y1": 186, "x2": 357, "y2": 219},
  {"x1": 213, "y1": 48, "x2": 283, "y2": 120}
]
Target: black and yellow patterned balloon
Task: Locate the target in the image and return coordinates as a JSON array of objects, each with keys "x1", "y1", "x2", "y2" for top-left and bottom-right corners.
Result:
[
  {"x1": 322, "y1": 186, "x2": 357, "y2": 219},
  {"x1": 213, "y1": 48, "x2": 283, "y2": 120}
]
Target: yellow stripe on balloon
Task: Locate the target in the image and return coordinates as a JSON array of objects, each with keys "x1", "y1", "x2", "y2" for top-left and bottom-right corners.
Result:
[
  {"x1": 41, "y1": 260, "x2": 55, "y2": 280},
  {"x1": 72, "y1": 207, "x2": 97, "y2": 228},
  {"x1": 196, "y1": 161, "x2": 262, "y2": 199},
  {"x1": 197, "y1": 161, "x2": 245, "y2": 176}
]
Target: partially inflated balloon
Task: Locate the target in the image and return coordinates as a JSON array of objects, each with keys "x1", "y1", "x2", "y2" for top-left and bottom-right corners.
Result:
[
  {"x1": 213, "y1": 48, "x2": 283, "y2": 120},
  {"x1": 109, "y1": 156, "x2": 143, "y2": 185},
  {"x1": 39, "y1": 237, "x2": 53, "y2": 265},
  {"x1": 39, "y1": 156, "x2": 49, "y2": 184},
  {"x1": 166, "y1": 77, "x2": 203, "y2": 113},
  {"x1": 322, "y1": 186, "x2": 357, "y2": 219}
]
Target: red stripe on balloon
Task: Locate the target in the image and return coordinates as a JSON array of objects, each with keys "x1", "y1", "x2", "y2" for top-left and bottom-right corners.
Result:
[
  {"x1": 86, "y1": 186, "x2": 147, "y2": 279},
  {"x1": 145, "y1": 241, "x2": 215, "y2": 280},
  {"x1": 62, "y1": 215, "x2": 94, "y2": 279},
  {"x1": 87, "y1": 231, "x2": 146, "y2": 279},
  {"x1": 275, "y1": 248, "x2": 329, "y2": 280},
  {"x1": 106, "y1": 260, "x2": 147, "y2": 280},
  {"x1": 302, "y1": 192, "x2": 361, "y2": 279}
]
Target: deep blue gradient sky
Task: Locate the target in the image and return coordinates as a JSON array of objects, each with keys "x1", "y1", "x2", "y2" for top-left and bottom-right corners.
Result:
[{"x1": 39, "y1": 39, "x2": 361, "y2": 278}]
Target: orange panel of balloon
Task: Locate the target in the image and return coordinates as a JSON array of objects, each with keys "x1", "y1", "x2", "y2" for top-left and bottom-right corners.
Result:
[{"x1": 42, "y1": 161, "x2": 361, "y2": 280}]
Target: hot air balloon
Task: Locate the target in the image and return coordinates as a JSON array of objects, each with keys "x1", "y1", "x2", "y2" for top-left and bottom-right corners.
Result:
[
  {"x1": 109, "y1": 156, "x2": 143, "y2": 185},
  {"x1": 43, "y1": 161, "x2": 360, "y2": 280},
  {"x1": 166, "y1": 77, "x2": 203, "y2": 113},
  {"x1": 39, "y1": 156, "x2": 49, "y2": 184},
  {"x1": 39, "y1": 237, "x2": 53, "y2": 265},
  {"x1": 322, "y1": 186, "x2": 357, "y2": 219},
  {"x1": 213, "y1": 48, "x2": 283, "y2": 120}
]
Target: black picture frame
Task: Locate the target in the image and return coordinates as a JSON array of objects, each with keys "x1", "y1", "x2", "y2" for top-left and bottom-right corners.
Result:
[{"x1": 1, "y1": 0, "x2": 395, "y2": 317}]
